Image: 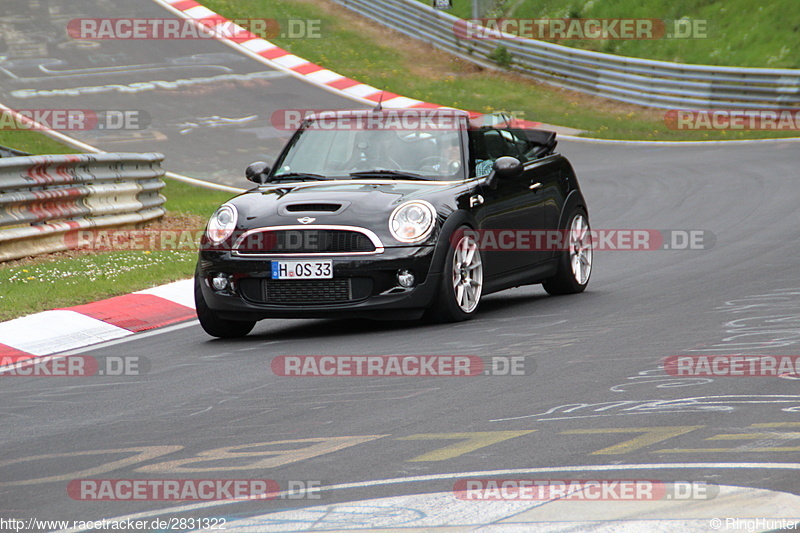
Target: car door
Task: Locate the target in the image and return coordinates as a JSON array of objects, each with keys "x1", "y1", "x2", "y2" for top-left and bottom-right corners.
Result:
[
  {"x1": 516, "y1": 153, "x2": 566, "y2": 264},
  {"x1": 469, "y1": 128, "x2": 543, "y2": 277},
  {"x1": 509, "y1": 128, "x2": 567, "y2": 222}
]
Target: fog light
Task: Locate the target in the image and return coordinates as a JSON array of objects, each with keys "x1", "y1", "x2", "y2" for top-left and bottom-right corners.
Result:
[
  {"x1": 211, "y1": 273, "x2": 229, "y2": 291},
  {"x1": 397, "y1": 269, "x2": 415, "y2": 288}
]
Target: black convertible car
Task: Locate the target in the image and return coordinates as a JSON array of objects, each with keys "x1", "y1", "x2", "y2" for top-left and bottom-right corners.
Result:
[{"x1": 195, "y1": 108, "x2": 591, "y2": 337}]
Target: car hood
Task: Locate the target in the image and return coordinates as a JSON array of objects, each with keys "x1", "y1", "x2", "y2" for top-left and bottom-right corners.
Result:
[{"x1": 228, "y1": 180, "x2": 469, "y2": 246}]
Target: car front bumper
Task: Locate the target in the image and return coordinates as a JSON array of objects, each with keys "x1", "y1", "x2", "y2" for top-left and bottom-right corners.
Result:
[{"x1": 196, "y1": 245, "x2": 441, "y2": 321}]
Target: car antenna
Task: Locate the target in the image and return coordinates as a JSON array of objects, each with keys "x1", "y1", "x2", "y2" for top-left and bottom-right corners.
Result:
[{"x1": 373, "y1": 89, "x2": 385, "y2": 111}]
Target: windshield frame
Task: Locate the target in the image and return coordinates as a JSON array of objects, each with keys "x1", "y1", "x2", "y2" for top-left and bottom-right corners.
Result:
[{"x1": 269, "y1": 114, "x2": 471, "y2": 183}]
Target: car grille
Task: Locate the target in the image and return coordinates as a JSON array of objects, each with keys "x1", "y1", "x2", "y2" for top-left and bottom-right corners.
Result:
[
  {"x1": 235, "y1": 229, "x2": 377, "y2": 255},
  {"x1": 239, "y1": 278, "x2": 373, "y2": 305}
]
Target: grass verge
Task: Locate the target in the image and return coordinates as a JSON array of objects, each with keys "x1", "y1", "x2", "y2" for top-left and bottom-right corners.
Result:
[
  {"x1": 0, "y1": 248, "x2": 197, "y2": 322},
  {"x1": 203, "y1": 0, "x2": 798, "y2": 141},
  {"x1": 431, "y1": 0, "x2": 799, "y2": 69},
  {"x1": 0, "y1": 129, "x2": 76, "y2": 155}
]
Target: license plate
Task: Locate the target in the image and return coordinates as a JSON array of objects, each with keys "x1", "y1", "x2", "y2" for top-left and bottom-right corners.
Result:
[{"x1": 271, "y1": 260, "x2": 333, "y2": 279}]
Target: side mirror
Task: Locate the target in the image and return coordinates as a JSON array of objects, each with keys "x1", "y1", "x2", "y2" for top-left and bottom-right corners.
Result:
[
  {"x1": 484, "y1": 156, "x2": 522, "y2": 189},
  {"x1": 245, "y1": 161, "x2": 271, "y2": 184},
  {"x1": 493, "y1": 156, "x2": 523, "y2": 178}
]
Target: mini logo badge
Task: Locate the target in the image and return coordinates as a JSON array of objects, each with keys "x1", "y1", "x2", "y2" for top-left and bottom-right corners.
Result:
[{"x1": 297, "y1": 217, "x2": 316, "y2": 224}]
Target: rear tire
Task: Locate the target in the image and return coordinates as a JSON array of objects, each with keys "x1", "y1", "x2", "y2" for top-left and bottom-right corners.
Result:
[
  {"x1": 543, "y1": 208, "x2": 592, "y2": 295},
  {"x1": 429, "y1": 227, "x2": 484, "y2": 323},
  {"x1": 194, "y1": 276, "x2": 256, "y2": 338}
]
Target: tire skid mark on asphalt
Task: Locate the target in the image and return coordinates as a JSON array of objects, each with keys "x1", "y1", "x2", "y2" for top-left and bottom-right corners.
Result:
[
  {"x1": 490, "y1": 395, "x2": 800, "y2": 423},
  {"x1": 492, "y1": 288, "x2": 800, "y2": 430}
]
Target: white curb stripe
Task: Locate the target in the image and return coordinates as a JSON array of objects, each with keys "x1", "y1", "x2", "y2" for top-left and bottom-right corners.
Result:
[
  {"x1": 382, "y1": 96, "x2": 425, "y2": 108},
  {"x1": 271, "y1": 54, "x2": 309, "y2": 69},
  {"x1": 304, "y1": 69, "x2": 345, "y2": 84},
  {"x1": 240, "y1": 38, "x2": 276, "y2": 53},
  {"x1": 136, "y1": 279, "x2": 195, "y2": 310},
  {"x1": 0, "y1": 310, "x2": 131, "y2": 355},
  {"x1": 343, "y1": 84, "x2": 384, "y2": 98},
  {"x1": 182, "y1": 5, "x2": 215, "y2": 20}
]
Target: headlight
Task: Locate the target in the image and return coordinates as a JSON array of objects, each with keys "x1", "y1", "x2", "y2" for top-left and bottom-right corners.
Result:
[
  {"x1": 389, "y1": 200, "x2": 436, "y2": 243},
  {"x1": 206, "y1": 204, "x2": 238, "y2": 244}
]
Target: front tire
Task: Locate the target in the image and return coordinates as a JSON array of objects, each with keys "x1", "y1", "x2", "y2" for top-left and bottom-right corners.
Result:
[
  {"x1": 194, "y1": 276, "x2": 256, "y2": 338},
  {"x1": 429, "y1": 227, "x2": 484, "y2": 322},
  {"x1": 543, "y1": 208, "x2": 592, "y2": 295}
]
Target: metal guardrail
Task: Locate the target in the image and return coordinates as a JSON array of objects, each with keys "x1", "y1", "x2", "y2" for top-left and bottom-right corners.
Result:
[
  {"x1": 331, "y1": 0, "x2": 800, "y2": 110},
  {"x1": 0, "y1": 153, "x2": 167, "y2": 261}
]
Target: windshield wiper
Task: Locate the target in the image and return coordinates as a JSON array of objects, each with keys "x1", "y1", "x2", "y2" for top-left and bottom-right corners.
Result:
[
  {"x1": 349, "y1": 170, "x2": 432, "y2": 181},
  {"x1": 270, "y1": 172, "x2": 329, "y2": 182}
]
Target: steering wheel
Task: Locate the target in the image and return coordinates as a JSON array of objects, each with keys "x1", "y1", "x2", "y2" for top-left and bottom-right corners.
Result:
[
  {"x1": 418, "y1": 156, "x2": 459, "y2": 173},
  {"x1": 349, "y1": 155, "x2": 403, "y2": 171}
]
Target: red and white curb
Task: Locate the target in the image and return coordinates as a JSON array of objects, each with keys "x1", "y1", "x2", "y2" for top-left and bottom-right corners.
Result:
[
  {"x1": 0, "y1": 279, "x2": 195, "y2": 358},
  {"x1": 153, "y1": 0, "x2": 546, "y2": 129}
]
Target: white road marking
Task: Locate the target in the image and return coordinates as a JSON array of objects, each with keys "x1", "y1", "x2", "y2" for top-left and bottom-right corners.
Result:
[
  {"x1": 52, "y1": 463, "x2": 800, "y2": 532},
  {"x1": 200, "y1": 486, "x2": 800, "y2": 532}
]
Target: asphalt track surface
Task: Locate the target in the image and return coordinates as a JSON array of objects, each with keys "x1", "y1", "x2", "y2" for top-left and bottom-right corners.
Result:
[{"x1": 2, "y1": 0, "x2": 800, "y2": 531}]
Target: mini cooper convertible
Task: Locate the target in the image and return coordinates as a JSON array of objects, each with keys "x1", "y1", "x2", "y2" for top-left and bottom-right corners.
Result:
[{"x1": 195, "y1": 108, "x2": 591, "y2": 337}]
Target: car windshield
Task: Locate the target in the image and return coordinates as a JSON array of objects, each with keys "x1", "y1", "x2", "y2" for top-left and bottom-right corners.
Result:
[{"x1": 272, "y1": 117, "x2": 467, "y2": 181}]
